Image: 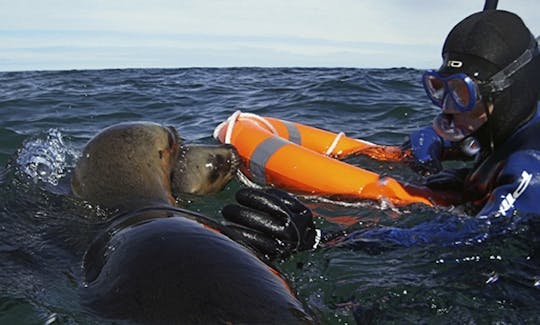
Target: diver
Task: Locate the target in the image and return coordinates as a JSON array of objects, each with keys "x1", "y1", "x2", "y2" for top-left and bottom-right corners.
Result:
[
  {"x1": 220, "y1": 9, "x2": 540, "y2": 255},
  {"x1": 387, "y1": 8, "x2": 540, "y2": 245}
]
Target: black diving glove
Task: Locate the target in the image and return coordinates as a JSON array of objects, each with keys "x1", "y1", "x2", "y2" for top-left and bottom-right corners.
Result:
[
  {"x1": 221, "y1": 188, "x2": 321, "y2": 260},
  {"x1": 425, "y1": 167, "x2": 469, "y2": 192}
]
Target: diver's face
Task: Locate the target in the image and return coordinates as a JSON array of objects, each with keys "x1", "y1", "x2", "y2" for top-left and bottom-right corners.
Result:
[
  {"x1": 450, "y1": 100, "x2": 489, "y2": 134},
  {"x1": 432, "y1": 97, "x2": 492, "y2": 142}
]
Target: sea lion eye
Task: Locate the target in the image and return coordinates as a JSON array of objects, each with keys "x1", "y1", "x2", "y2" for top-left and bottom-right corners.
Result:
[
  {"x1": 207, "y1": 155, "x2": 224, "y2": 181},
  {"x1": 214, "y1": 154, "x2": 226, "y2": 166}
]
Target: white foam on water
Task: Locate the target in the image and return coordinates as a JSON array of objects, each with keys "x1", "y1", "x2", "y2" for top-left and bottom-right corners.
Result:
[{"x1": 16, "y1": 129, "x2": 77, "y2": 186}]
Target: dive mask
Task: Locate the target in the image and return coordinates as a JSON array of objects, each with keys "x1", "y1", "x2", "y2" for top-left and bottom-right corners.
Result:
[
  {"x1": 422, "y1": 71, "x2": 479, "y2": 113},
  {"x1": 426, "y1": 35, "x2": 539, "y2": 142},
  {"x1": 423, "y1": 34, "x2": 539, "y2": 113}
]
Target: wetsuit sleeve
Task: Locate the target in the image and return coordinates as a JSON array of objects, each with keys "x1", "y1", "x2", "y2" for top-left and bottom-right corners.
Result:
[
  {"x1": 342, "y1": 150, "x2": 540, "y2": 248},
  {"x1": 475, "y1": 150, "x2": 540, "y2": 219}
]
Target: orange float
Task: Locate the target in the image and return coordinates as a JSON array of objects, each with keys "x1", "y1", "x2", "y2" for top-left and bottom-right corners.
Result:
[{"x1": 214, "y1": 111, "x2": 433, "y2": 207}]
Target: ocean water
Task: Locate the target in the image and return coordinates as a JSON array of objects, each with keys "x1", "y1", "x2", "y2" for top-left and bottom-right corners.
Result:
[{"x1": 0, "y1": 68, "x2": 539, "y2": 324}]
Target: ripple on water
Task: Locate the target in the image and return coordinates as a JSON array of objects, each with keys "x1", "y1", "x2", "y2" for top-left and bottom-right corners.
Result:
[{"x1": 16, "y1": 129, "x2": 78, "y2": 187}]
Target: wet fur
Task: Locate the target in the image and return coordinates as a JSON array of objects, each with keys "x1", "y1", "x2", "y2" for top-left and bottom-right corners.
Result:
[{"x1": 171, "y1": 144, "x2": 239, "y2": 196}]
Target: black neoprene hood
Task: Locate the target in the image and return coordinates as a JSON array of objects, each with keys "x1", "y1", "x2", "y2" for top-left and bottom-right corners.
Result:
[
  {"x1": 436, "y1": 9, "x2": 540, "y2": 152},
  {"x1": 439, "y1": 10, "x2": 532, "y2": 81}
]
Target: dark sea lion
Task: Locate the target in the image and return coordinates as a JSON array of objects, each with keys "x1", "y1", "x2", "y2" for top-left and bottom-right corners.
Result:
[
  {"x1": 72, "y1": 122, "x2": 312, "y2": 323},
  {"x1": 171, "y1": 144, "x2": 239, "y2": 196},
  {"x1": 71, "y1": 122, "x2": 178, "y2": 210}
]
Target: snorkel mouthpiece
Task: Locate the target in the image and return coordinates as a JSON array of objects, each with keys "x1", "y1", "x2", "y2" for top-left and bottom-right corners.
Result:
[
  {"x1": 432, "y1": 114, "x2": 468, "y2": 142},
  {"x1": 460, "y1": 136, "x2": 481, "y2": 156}
]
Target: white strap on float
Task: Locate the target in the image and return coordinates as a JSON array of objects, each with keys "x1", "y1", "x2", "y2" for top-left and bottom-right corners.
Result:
[
  {"x1": 225, "y1": 110, "x2": 242, "y2": 143},
  {"x1": 214, "y1": 110, "x2": 279, "y2": 189},
  {"x1": 215, "y1": 110, "x2": 350, "y2": 157},
  {"x1": 325, "y1": 132, "x2": 345, "y2": 156},
  {"x1": 235, "y1": 166, "x2": 263, "y2": 189},
  {"x1": 213, "y1": 110, "x2": 279, "y2": 144}
]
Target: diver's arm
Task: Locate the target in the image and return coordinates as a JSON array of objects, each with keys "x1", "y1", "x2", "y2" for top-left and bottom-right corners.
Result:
[
  {"x1": 474, "y1": 150, "x2": 540, "y2": 219},
  {"x1": 349, "y1": 150, "x2": 540, "y2": 248},
  {"x1": 221, "y1": 151, "x2": 540, "y2": 255}
]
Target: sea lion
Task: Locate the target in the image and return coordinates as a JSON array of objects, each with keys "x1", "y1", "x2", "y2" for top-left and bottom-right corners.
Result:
[
  {"x1": 71, "y1": 122, "x2": 238, "y2": 209},
  {"x1": 71, "y1": 122, "x2": 178, "y2": 210},
  {"x1": 171, "y1": 144, "x2": 239, "y2": 196},
  {"x1": 72, "y1": 122, "x2": 313, "y2": 323}
]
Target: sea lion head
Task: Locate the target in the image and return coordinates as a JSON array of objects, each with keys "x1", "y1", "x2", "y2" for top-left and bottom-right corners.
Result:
[
  {"x1": 171, "y1": 144, "x2": 239, "y2": 196},
  {"x1": 71, "y1": 122, "x2": 179, "y2": 210}
]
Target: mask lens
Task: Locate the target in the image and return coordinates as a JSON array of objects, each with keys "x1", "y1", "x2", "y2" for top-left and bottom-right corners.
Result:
[
  {"x1": 423, "y1": 71, "x2": 481, "y2": 111},
  {"x1": 424, "y1": 75, "x2": 445, "y2": 103},
  {"x1": 447, "y1": 78, "x2": 472, "y2": 108}
]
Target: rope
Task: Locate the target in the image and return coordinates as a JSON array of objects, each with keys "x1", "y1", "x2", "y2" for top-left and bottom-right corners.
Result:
[
  {"x1": 213, "y1": 110, "x2": 279, "y2": 144},
  {"x1": 214, "y1": 110, "x2": 277, "y2": 188},
  {"x1": 235, "y1": 168, "x2": 262, "y2": 189},
  {"x1": 325, "y1": 131, "x2": 345, "y2": 156}
]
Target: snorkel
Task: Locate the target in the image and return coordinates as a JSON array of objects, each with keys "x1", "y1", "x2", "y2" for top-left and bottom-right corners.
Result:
[
  {"x1": 476, "y1": 0, "x2": 503, "y2": 155},
  {"x1": 483, "y1": 0, "x2": 498, "y2": 11}
]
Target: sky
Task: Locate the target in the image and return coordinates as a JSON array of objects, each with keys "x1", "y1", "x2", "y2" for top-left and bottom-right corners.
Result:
[{"x1": 1, "y1": 0, "x2": 539, "y2": 71}]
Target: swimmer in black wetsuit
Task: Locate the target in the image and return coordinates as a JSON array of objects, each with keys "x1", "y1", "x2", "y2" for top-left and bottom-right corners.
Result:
[
  {"x1": 368, "y1": 9, "x2": 540, "y2": 246},
  {"x1": 405, "y1": 9, "x2": 540, "y2": 214},
  {"x1": 224, "y1": 9, "x2": 540, "y2": 249}
]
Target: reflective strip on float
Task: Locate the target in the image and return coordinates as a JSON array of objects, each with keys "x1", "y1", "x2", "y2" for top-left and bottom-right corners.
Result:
[
  {"x1": 283, "y1": 121, "x2": 301, "y2": 145},
  {"x1": 214, "y1": 111, "x2": 434, "y2": 207},
  {"x1": 249, "y1": 137, "x2": 288, "y2": 185}
]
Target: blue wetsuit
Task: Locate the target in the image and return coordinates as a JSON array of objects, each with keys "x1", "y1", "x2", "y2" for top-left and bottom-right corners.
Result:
[{"x1": 348, "y1": 103, "x2": 540, "y2": 247}]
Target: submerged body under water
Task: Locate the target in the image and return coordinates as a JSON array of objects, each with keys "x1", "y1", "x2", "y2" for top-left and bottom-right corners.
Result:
[{"x1": 0, "y1": 68, "x2": 539, "y2": 324}]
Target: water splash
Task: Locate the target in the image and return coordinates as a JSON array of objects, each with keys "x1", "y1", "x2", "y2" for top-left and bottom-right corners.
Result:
[{"x1": 16, "y1": 129, "x2": 77, "y2": 186}]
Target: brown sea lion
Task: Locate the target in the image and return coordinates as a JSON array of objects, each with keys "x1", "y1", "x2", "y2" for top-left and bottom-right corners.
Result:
[
  {"x1": 71, "y1": 122, "x2": 239, "y2": 209},
  {"x1": 171, "y1": 144, "x2": 239, "y2": 196},
  {"x1": 72, "y1": 122, "x2": 313, "y2": 323},
  {"x1": 71, "y1": 122, "x2": 178, "y2": 210}
]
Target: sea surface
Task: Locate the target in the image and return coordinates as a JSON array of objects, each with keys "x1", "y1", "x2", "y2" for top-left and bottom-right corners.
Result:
[{"x1": 0, "y1": 68, "x2": 539, "y2": 324}]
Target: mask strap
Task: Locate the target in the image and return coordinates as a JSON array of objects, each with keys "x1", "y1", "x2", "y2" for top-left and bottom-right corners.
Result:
[
  {"x1": 483, "y1": 34, "x2": 539, "y2": 93},
  {"x1": 483, "y1": 98, "x2": 495, "y2": 153}
]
